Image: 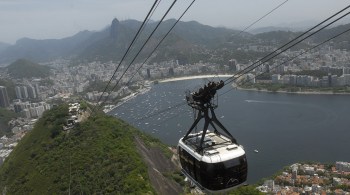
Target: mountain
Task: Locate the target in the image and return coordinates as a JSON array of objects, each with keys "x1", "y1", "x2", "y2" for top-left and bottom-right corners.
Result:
[
  {"x1": 77, "y1": 19, "x2": 242, "y2": 64},
  {"x1": 255, "y1": 30, "x2": 299, "y2": 44},
  {"x1": 0, "y1": 103, "x2": 264, "y2": 194},
  {"x1": 78, "y1": 19, "x2": 136, "y2": 62},
  {"x1": 0, "y1": 105, "x2": 170, "y2": 194},
  {"x1": 0, "y1": 19, "x2": 349, "y2": 65},
  {"x1": 0, "y1": 30, "x2": 94, "y2": 64},
  {"x1": 249, "y1": 23, "x2": 350, "y2": 51},
  {"x1": 249, "y1": 26, "x2": 294, "y2": 34},
  {"x1": 0, "y1": 19, "x2": 242, "y2": 64},
  {"x1": 7, "y1": 59, "x2": 51, "y2": 79},
  {"x1": 311, "y1": 23, "x2": 350, "y2": 50},
  {"x1": 76, "y1": 19, "x2": 350, "y2": 64},
  {"x1": 249, "y1": 20, "x2": 318, "y2": 34},
  {"x1": 0, "y1": 42, "x2": 10, "y2": 55}
]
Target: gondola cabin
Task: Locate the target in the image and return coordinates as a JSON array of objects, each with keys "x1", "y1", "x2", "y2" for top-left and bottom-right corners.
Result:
[
  {"x1": 178, "y1": 130, "x2": 247, "y2": 193},
  {"x1": 179, "y1": 80, "x2": 248, "y2": 192}
]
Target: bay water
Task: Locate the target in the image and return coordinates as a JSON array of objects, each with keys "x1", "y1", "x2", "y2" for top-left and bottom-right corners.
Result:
[{"x1": 110, "y1": 78, "x2": 350, "y2": 183}]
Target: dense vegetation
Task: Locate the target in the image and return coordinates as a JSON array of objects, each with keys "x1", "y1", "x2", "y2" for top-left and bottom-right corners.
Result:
[
  {"x1": 293, "y1": 69, "x2": 343, "y2": 78},
  {"x1": 0, "y1": 108, "x2": 19, "y2": 137},
  {"x1": 0, "y1": 105, "x2": 155, "y2": 194},
  {"x1": 7, "y1": 59, "x2": 51, "y2": 79},
  {"x1": 255, "y1": 73, "x2": 272, "y2": 80},
  {"x1": 229, "y1": 185, "x2": 264, "y2": 195}
]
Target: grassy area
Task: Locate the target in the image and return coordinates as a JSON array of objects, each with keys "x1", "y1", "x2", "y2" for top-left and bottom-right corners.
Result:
[
  {"x1": 228, "y1": 185, "x2": 264, "y2": 195},
  {"x1": 0, "y1": 105, "x2": 155, "y2": 194}
]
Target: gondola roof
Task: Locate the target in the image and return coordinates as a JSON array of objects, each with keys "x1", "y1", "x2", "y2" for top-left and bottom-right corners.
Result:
[{"x1": 178, "y1": 131, "x2": 245, "y2": 163}]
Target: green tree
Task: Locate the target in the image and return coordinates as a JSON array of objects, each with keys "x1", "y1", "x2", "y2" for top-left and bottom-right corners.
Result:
[
  {"x1": 0, "y1": 106, "x2": 156, "y2": 194},
  {"x1": 229, "y1": 185, "x2": 264, "y2": 195}
]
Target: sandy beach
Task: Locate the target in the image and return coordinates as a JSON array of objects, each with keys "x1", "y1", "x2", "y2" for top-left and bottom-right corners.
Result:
[
  {"x1": 158, "y1": 74, "x2": 233, "y2": 83},
  {"x1": 105, "y1": 75, "x2": 233, "y2": 113}
]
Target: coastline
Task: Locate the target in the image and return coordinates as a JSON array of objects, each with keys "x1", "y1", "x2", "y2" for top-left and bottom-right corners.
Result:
[
  {"x1": 158, "y1": 74, "x2": 233, "y2": 83},
  {"x1": 160, "y1": 75, "x2": 350, "y2": 95},
  {"x1": 107, "y1": 75, "x2": 350, "y2": 113},
  {"x1": 106, "y1": 75, "x2": 233, "y2": 113},
  {"x1": 104, "y1": 82, "x2": 152, "y2": 113},
  {"x1": 237, "y1": 86, "x2": 350, "y2": 95}
]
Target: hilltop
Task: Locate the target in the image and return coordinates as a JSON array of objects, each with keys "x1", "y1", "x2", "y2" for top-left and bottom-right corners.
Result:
[
  {"x1": 0, "y1": 104, "x2": 182, "y2": 194},
  {"x1": 7, "y1": 59, "x2": 51, "y2": 79},
  {"x1": 0, "y1": 103, "x2": 266, "y2": 194}
]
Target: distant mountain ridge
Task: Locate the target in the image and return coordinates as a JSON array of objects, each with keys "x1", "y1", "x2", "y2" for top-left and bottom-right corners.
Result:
[
  {"x1": 0, "y1": 42, "x2": 10, "y2": 55},
  {"x1": 0, "y1": 19, "x2": 349, "y2": 65},
  {"x1": 249, "y1": 26, "x2": 294, "y2": 34},
  {"x1": 0, "y1": 31, "x2": 94, "y2": 64}
]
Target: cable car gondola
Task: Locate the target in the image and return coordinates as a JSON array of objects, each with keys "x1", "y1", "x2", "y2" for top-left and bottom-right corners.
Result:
[{"x1": 177, "y1": 80, "x2": 247, "y2": 193}]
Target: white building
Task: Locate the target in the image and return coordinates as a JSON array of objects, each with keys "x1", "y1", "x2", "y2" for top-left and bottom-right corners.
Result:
[
  {"x1": 338, "y1": 74, "x2": 350, "y2": 86},
  {"x1": 303, "y1": 166, "x2": 315, "y2": 175},
  {"x1": 336, "y1": 161, "x2": 350, "y2": 172},
  {"x1": 245, "y1": 73, "x2": 256, "y2": 84},
  {"x1": 22, "y1": 109, "x2": 31, "y2": 119},
  {"x1": 272, "y1": 74, "x2": 281, "y2": 84},
  {"x1": 15, "y1": 86, "x2": 22, "y2": 99},
  {"x1": 343, "y1": 67, "x2": 350, "y2": 74},
  {"x1": 333, "y1": 177, "x2": 342, "y2": 186}
]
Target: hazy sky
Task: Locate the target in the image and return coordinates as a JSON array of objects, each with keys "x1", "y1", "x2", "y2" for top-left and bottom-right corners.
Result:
[{"x1": 0, "y1": 0, "x2": 349, "y2": 44}]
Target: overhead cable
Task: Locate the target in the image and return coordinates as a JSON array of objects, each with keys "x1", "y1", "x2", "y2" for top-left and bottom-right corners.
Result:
[
  {"x1": 126, "y1": 0, "x2": 197, "y2": 85},
  {"x1": 219, "y1": 25, "x2": 350, "y2": 97},
  {"x1": 95, "y1": 0, "x2": 178, "y2": 112},
  {"x1": 224, "y1": 5, "x2": 350, "y2": 85},
  {"x1": 234, "y1": 0, "x2": 289, "y2": 37},
  {"x1": 92, "y1": 0, "x2": 159, "y2": 113},
  {"x1": 132, "y1": 6, "x2": 350, "y2": 122}
]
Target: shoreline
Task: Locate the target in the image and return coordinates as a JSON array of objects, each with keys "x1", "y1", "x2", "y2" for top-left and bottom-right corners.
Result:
[
  {"x1": 159, "y1": 75, "x2": 350, "y2": 95},
  {"x1": 106, "y1": 75, "x2": 232, "y2": 113},
  {"x1": 107, "y1": 75, "x2": 350, "y2": 113},
  {"x1": 104, "y1": 83, "x2": 152, "y2": 113},
  {"x1": 158, "y1": 74, "x2": 233, "y2": 83},
  {"x1": 237, "y1": 86, "x2": 350, "y2": 95}
]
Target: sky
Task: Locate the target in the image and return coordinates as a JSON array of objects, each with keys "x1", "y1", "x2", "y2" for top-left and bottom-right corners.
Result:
[{"x1": 0, "y1": 0, "x2": 349, "y2": 44}]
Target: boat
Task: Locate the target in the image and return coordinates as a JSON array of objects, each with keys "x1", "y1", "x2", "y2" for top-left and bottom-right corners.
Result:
[{"x1": 254, "y1": 149, "x2": 259, "y2": 153}]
